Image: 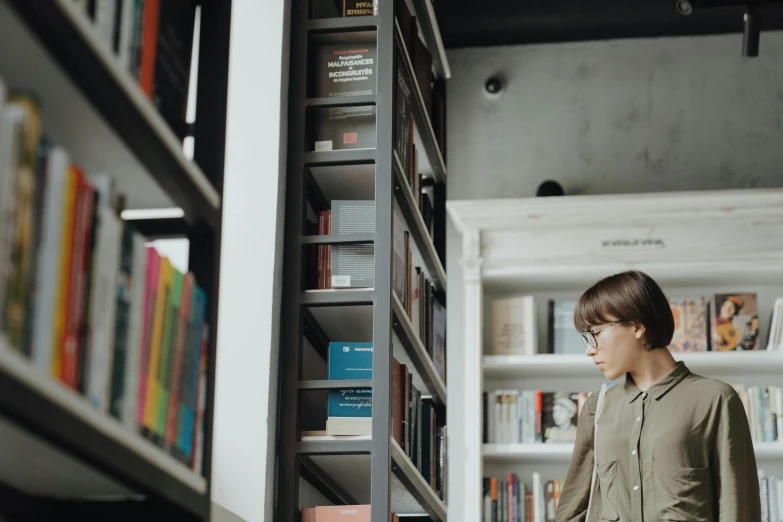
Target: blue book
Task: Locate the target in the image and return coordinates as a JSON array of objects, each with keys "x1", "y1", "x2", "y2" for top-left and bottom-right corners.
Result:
[{"x1": 327, "y1": 342, "x2": 373, "y2": 418}]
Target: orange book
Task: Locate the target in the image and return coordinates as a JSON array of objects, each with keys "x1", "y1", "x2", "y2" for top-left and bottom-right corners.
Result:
[
  {"x1": 52, "y1": 166, "x2": 78, "y2": 379},
  {"x1": 138, "y1": 0, "x2": 160, "y2": 97}
]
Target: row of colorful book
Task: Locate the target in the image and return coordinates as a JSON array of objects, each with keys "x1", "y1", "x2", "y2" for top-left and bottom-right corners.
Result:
[
  {"x1": 0, "y1": 77, "x2": 208, "y2": 471},
  {"x1": 484, "y1": 390, "x2": 588, "y2": 445},
  {"x1": 493, "y1": 292, "x2": 774, "y2": 356},
  {"x1": 732, "y1": 384, "x2": 783, "y2": 443},
  {"x1": 73, "y1": 0, "x2": 198, "y2": 141},
  {"x1": 483, "y1": 472, "x2": 559, "y2": 522}
]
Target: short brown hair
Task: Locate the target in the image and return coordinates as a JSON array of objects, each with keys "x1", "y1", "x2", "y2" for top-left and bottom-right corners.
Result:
[{"x1": 573, "y1": 270, "x2": 674, "y2": 350}]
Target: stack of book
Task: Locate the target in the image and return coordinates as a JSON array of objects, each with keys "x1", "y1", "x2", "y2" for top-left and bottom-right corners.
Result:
[
  {"x1": 0, "y1": 78, "x2": 209, "y2": 472},
  {"x1": 483, "y1": 472, "x2": 559, "y2": 522}
]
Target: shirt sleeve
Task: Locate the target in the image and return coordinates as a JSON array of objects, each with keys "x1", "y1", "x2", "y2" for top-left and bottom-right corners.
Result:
[
  {"x1": 556, "y1": 391, "x2": 598, "y2": 522},
  {"x1": 711, "y1": 390, "x2": 761, "y2": 522}
]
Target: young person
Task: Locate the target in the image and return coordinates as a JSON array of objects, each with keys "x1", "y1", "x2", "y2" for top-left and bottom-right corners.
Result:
[{"x1": 556, "y1": 270, "x2": 760, "y2": 522}]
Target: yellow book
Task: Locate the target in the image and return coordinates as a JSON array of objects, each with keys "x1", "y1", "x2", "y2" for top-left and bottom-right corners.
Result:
[
  {"x1": 51, "y1": 166, "x2": 77, "y2": 378},
  {"x1": 143, "y1": 256, "x2": 172, "y2": 432}
]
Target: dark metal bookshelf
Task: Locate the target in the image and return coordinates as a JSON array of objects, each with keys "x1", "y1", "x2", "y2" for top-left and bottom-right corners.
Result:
[
  {"x1": 0, "y1": 0, "x2": 231, "y2": 520},
  {"x1": 276, "y1": 0, "x2": 449, "y2": 520}
]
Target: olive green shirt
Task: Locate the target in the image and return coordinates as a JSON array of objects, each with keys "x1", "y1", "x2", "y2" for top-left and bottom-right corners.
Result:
[{"x1": 556, "y1": 361, "x2": 761, "y2": 522}]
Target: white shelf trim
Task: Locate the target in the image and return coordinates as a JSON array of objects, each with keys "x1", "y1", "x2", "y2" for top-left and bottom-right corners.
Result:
[
  {"x1": 483, "y1": 442, "x2": 783, "y2": 462},
  {"x1": 0, "y1": 340, "x2": 207, "y2": 494}
]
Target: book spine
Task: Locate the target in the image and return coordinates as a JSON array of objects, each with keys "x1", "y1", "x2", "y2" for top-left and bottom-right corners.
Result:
[{"x1": 138, "y1": 0, "x2": 160, "y2": 97}]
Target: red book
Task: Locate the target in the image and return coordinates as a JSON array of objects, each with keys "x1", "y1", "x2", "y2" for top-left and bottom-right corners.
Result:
[
  {"x1": 139, "y1": 0, "x2": 160, "y2": 98},
  {"x1": 61, "y1": 168, "x2": 92, "y2": 387}
]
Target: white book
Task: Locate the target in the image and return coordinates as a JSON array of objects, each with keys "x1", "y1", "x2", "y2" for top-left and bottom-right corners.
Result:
[
  {"x1": 776, "y1": 388, "x2": 783, "y2": 443},
  {"x1": 121, "y1": 231, "x2": 147, "y2": 428},
  {"x1": 0, "y1": 104, "x2": 25, "y2": 335},
  {"x1": 777, "y1": 479, "x2": 783, "y2": 522},
  {"x1": 491, "y1": 296, "x2": 537, "y2": 356},
  {"x1": 488, "y1": 390, "x2": 496, "y2": 444},
  {"x1": 85, "y1": 175, "x2": 123, "y2": 412},
  {"x1": 532, "y1": 471, "x2": 542, "y2": 522},
  {"x1": 31, "y1": 148, "x2": 71, "y2": 372},
  {"x1": 117, "y1": 0, "x2": 135, "y2": 72},
  {"x1": 770, "y1": 477, "x2": 779, "y2": 522},
  {"x1": 94, "y1": 0, "x2": 117, "y2": 53}
]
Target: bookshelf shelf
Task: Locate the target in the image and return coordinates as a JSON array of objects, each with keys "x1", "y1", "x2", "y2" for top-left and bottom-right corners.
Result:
[
  {"x1": 482, "y1": 442, "x2": 783, "y2": 463},
  {"x1": 482, "y1": 444, "x2": 574, "y2": 464},
  {"x1": 307, "y1": 16, "x2": 379, "y2": 32},
  {"x1": 483, "y1": 351, "x2": 783, "y2": 380},
  {"x1": 392, "y1": 293, "x2": 447, "y2": 405},
  {"x1": 391, "y1": 437, "x2": 448, "y2": 520},
  {"x1": 300, "y1": 234, "x2": 375, "y2": 245},
  {"x1": 394, "y1": 18, "x2": 447, "y2": 184},
  {"x1": 304, "y1": 149, "x2": 377, "y2": 166},
  {"x1": 297, "y1": 379, "x2": 374, "y2": 390},
  {"x1": 394, "y1": 150, "x2": 447, "y2": 292},
  {"x1": 0, "y1": 341, "x2": 208, "y2": 516},
  {"x1": 305, "y1": 95, "x2": 377, "y2": 108},
  {"x1": 300, "y1": 289, "x2": 376, "y2": 306},
  {"x1": 5, "y1": 0, "x2": 221, "y2": 229}
]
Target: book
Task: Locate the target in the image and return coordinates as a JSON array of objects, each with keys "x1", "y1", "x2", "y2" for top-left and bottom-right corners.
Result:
[
  {"x1": 310, "y1": 105, "x2": 376, "y2": 152},
  {"x1": 342, "y1": 0, "x2": 377, "y2": 16},
  {"x1": 710, "y1": 292, "x2": 760, "y2": 351},
  {"x1": 327, "y1": 342, "x2": 373, "y2": 434},
  {"x1": 329, "y1": 200, "x2": 375, "y2": 289},
  {"x1": 312, "y1": 41, "x2": 376, "y2": 98},
  {"x1": 491, "y1": 296, "x2": 537, "y2": 355},
  {"x1": 548, "y1": 300, "x2": 584, "y2": 355},
  {"x1": 668, "y1": 297, "x2": 708, "y2": 352}
]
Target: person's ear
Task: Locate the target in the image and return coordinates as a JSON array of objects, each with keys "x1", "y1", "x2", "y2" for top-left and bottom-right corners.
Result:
[{"x1": 634, "y1": 323, "x2": 646, "y2": 341}]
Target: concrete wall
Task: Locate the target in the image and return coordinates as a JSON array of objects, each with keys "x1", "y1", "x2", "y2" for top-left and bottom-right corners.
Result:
[
  {"x1": 446, "y1": 32, "x2": 783, "y2": 201},
  {"x1": 445, "y1": 31, "x2": 783, "y2": 522}
]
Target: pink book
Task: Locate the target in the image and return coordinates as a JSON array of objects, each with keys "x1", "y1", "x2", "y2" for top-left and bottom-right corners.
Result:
[
  {"x1": 314, "y1": 505, "x2": 371, "y2": 521},
  {"x1": 301, "y1": 508, "x2": 315, "y2": 522},
  {"x1": 136, "y1": 247, "x2": 161, "y2": 425}
]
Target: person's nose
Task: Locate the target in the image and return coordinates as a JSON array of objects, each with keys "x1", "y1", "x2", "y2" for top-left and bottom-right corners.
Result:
[{"x1": 585, "y1": 344, "x2": 597, "y2": 357}]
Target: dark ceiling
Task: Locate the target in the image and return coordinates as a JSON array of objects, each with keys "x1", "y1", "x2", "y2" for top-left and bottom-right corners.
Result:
[{"x1": 434, "y1": 0, "x2": 783, "y2": 48}]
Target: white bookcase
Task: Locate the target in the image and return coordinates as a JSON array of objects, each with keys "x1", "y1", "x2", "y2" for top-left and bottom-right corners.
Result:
[{"x1": 447, "y1": 187, "x2": 783, "y2": 521}]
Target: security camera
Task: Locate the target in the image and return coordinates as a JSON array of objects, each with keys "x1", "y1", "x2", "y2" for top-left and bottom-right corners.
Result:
[
  {"x1": 485, "y1": 77, "x2": 503, "y2": 95},
  {"x1": 676, "y1": 0, "x2": 693, "y2": 15}
]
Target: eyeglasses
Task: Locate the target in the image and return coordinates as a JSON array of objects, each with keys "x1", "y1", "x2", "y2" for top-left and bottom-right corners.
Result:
[{"x1": 581, "y1": 320, "x2": 624, "y2": 349}]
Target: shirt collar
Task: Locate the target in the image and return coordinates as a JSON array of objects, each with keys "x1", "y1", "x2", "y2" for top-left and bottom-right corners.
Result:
[{"x1": 623, "y1": 360, "x2": 691, "y2": 403}]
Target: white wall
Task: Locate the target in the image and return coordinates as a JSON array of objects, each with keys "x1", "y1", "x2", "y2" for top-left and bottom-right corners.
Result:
[
  {"x1": 446, "y1": 31, "x2": 783, "y2": 522},
  {"x1": 210, "y1": 0, "x2": 291, "y2": 520}
]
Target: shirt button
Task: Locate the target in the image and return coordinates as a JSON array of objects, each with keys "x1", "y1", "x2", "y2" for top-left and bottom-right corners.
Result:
[
  {"x1": 633, "y1": 485, "x2": 639, "y2": 491},
  {"x1": 632, "y1": 449, "x2": 637, "y2": 455},
  {"x1": 641, "y1": 392, "x2": 647, "y2": 398},
  {"x1": 636, "y1": 416, "x2": 641, "y2": 421}
]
